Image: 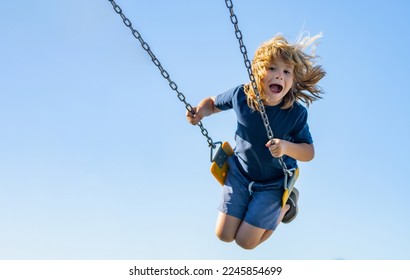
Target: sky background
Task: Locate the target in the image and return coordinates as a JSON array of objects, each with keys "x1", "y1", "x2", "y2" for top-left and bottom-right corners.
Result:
[{"x1": 1, "y1": 0, "x2": 409, "y2": 260}]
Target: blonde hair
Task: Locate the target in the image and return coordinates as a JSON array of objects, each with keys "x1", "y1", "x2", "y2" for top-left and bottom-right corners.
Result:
[{"x1": 244, "y1": 33, "x2": 326, "y2": 111}]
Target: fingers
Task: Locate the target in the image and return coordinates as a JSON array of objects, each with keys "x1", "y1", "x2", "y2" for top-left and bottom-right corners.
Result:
[
  {"x1": 265, "y1": 138, "x2": 278, "y2": 147},
  {"x1": 266, "y1": 139, "x2": 282, "y2": 158},
  {"x1": 186, "y1": 107, "x2": 202, "y2": 125}
]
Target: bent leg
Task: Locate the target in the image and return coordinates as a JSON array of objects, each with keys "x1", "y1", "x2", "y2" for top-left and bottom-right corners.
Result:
[
  {"x1": 215, "y1": 212, "x2": 270, "y2": 249},
  {"x1": 235, "y1": 222, "x2": 273, "y2": 250},
  {"x1": 215, "y1": 212, "x2": 242, "y2": 243},
  {"x1": 215, "y1": 213, "x2": 276, "y2": 250},
  {"x1": 235, "y1": 205, "x2": 291, "y2": 250}
]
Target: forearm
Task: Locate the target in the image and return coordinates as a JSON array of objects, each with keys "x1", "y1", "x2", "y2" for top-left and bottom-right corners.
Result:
[
  {"x1": 186, "y1": 96, "x2": 221, "y2": 125},
  {"x1": 284, "y1": 142, "x2": 315, "y2": 162},
  {"x1": 197, "y1": 96, "x2": 220, "y2": 117}
]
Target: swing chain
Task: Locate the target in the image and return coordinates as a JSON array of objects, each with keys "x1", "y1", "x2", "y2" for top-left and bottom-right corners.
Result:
[
  {"x1": 108, "y1": 0, "x2": 217, "y2": 151},
  {"x1": 224, "y1": 0, "x2": 291, "y2": 175}
]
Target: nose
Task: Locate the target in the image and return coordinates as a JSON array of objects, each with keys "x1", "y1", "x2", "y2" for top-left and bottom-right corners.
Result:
[{"x1": 275, "y1": 75, "x2": 283, "y2": 80}]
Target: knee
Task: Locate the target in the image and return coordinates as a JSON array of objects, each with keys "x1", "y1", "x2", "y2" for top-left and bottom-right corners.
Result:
[
  {"x1": 216, "y1": 232, "x2": 257, "y2": 249},
  {"x1": 216, "y1": 231, "x2": 235, "y2": 243},
  {"x1": 235, "y1": 237, "x2": 259, "y2": 250}
]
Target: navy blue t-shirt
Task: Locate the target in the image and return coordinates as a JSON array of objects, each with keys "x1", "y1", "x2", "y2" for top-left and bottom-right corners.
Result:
[{"x1": 215, "y1": 85, "x2": 313, "y2": 182}]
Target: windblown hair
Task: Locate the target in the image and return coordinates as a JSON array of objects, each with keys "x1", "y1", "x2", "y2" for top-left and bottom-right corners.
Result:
[{"x1": 244, "y1": 33, "x2": 326, "y2": 111}]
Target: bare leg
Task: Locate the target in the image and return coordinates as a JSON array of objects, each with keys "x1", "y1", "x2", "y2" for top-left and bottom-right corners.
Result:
[
  {"x1": 236, "y1": 205, "x2": 289, "y2": 250},
  {"x1": 215, "y1": 204, "x2": 290, "y2": 250},
  {"x1": 215, "y1": 212, "x2": 242, "y2": 243},
  {"x1": 235, "y1": 222, "x2": 273, "y2": 249}
]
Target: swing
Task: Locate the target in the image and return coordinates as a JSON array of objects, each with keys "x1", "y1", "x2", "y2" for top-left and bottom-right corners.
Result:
[
  {"x1": 108, "y1": 0, "x2": 298, "y2": 207},
  {"x1": 210, "y1": 141, "x2": 234, "y2": 185}
]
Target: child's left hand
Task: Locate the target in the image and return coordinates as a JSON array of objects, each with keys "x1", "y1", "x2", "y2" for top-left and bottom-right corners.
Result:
[{"x1": 266, "y1": 139, "x2": 286, "y2": 158}]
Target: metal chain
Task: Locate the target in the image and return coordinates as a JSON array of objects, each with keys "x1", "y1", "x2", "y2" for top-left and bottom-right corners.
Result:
[
  {"x1": 224, "y1": 0, "x2": 290, "y2": 174},
  {"x1": 108, "y1": 0, "x2": 217, "y2": 150}
]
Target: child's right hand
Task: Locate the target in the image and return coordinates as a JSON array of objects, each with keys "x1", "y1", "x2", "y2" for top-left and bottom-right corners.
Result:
[
  {"x1": 186, "y1": 97, "x2": 220, "y2": 125},
  {"x1": 186, "y1": 107, "x2": 203, "y2": 125}
]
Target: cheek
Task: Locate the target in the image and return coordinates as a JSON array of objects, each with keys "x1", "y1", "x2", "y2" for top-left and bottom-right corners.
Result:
[
  {"x1": 260, "y1": 76, "x2": 268, "y2": 90},
  {"x1": 287, "y1": 78, "x2": 295, "y2": 88},
  {"x1": 285, "y1": 82, "x2": 294, "y2": 94}
]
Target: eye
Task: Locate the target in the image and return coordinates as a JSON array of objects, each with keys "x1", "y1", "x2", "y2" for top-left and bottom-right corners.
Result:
[
  {"x1": 268, "y1": 66, "x2": 276, "y2": 71},
  {"x1": 284, "y1": 69, "x2": 293, "y2": 75}
]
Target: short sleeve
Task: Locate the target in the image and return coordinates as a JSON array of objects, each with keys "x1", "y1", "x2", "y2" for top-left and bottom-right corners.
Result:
[{"x1": 214, "y1": 86, "x2": 241, "y2": 111}]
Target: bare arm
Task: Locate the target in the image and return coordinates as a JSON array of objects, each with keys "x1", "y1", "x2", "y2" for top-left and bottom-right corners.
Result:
[
  {"x1": 266, "y1": 139, "x2": 315, "y2": 162},
  {"x1": 186, "y1": 96, "x2": 221, "y2": 125}
]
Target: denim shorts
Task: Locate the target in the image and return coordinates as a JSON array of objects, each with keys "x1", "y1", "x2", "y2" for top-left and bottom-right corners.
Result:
[{"x1": 218, "y1": 155, "x2": 285, "y2": 231}]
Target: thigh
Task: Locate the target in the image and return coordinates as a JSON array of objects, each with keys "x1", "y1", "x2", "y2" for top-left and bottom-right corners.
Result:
[
  {"x1": 235, "y1": 222, "x2": 273, "y2": 250},
  {"x1": 215, "y1": 212, "x2": 242, "y2": 242}
]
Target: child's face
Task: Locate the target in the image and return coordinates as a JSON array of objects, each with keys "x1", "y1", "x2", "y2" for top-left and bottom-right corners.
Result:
[{"x1": 261, "y1": 57, "x2": 294, "y2": 106}]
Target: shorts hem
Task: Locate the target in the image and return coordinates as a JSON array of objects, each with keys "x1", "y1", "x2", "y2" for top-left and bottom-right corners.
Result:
[
  {"x1": 244, "y1": 217, "x2": 278, "y2": 231},
  {"x1": 217, "y1": 207, "x2": 246, "y2": 221}
]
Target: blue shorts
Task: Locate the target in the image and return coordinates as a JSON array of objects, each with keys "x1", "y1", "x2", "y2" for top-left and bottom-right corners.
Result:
[{"x1": 218, "y1": 156, "x2": 285, "y2": 231}]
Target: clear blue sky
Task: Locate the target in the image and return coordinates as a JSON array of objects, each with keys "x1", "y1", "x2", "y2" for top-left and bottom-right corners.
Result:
[{"x1": 1, "y1": 0, "x2": 409, "y2": 260}]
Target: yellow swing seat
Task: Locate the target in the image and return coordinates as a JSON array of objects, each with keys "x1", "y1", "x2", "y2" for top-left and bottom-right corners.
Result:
[
  {"x1": 281, "y1": 167, "x2": 299, "y2": 208},
  {"x1": 210, "y1": 142, "x2": 234, "y2": 185}
]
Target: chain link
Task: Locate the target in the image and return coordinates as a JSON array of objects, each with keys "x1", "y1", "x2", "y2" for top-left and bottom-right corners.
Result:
[
  {"x1": 108, "y1": 0, "x2": 217, "y2": 150},
  {"x1": 224, "y1": 0, "x2": 290, "y2": 174}
]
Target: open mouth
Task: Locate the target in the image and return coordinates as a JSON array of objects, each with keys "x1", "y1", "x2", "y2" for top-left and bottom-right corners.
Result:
[{"x1": 269, "y1": 84, "x2": 283, "y2": 93}]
